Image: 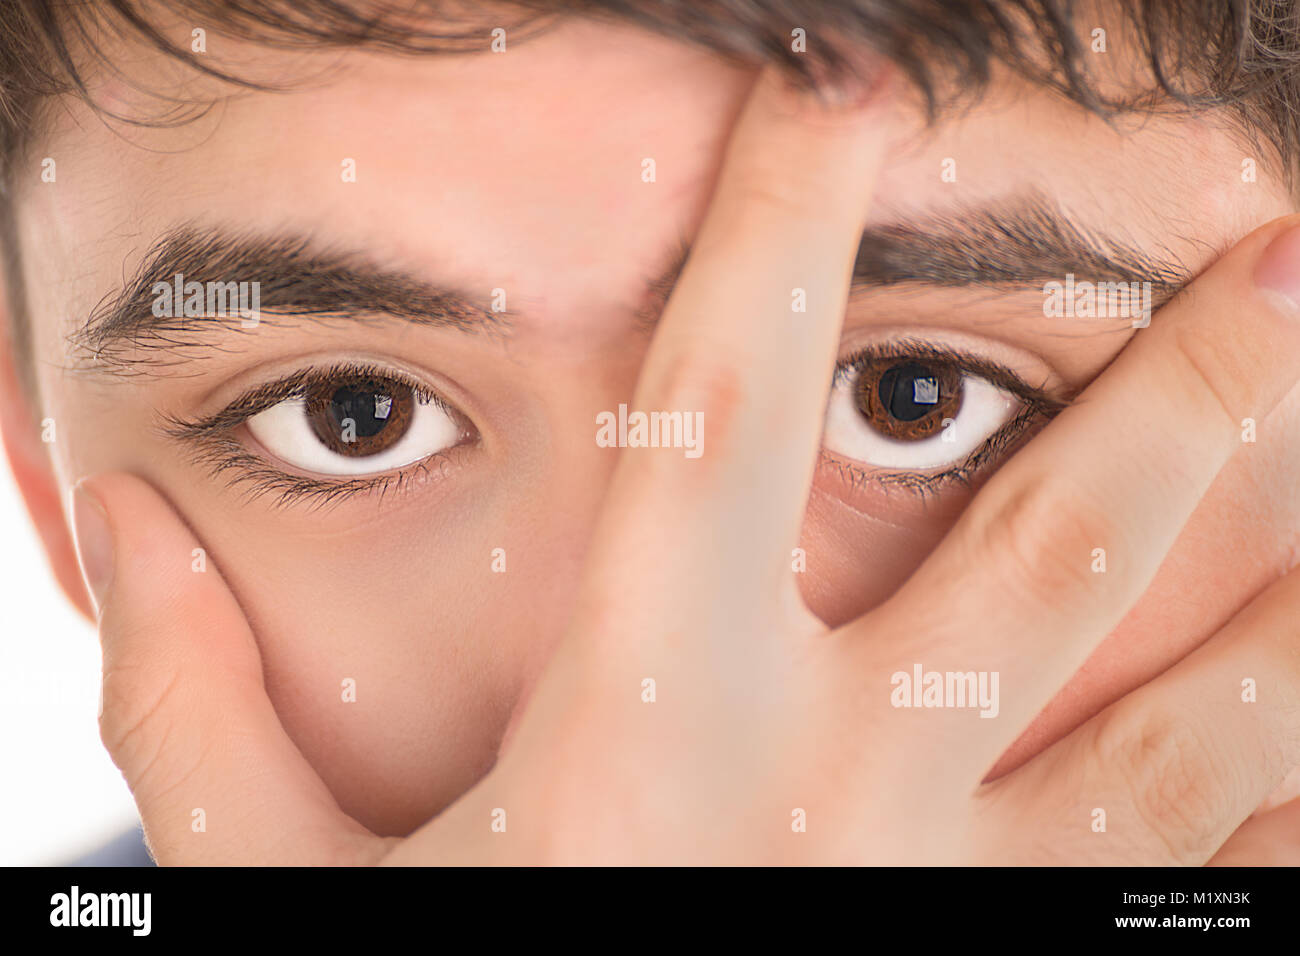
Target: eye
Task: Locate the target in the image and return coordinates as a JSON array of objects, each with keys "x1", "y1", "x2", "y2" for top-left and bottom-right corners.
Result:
[
  {"x1": 245, "y1": 370, "x2": 464, "y2": 477},
  {"x1": 824, "y1": 350, "x2": 1022, "y2": 471}
]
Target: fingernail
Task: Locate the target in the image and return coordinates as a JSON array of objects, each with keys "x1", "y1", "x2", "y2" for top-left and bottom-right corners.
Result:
[
  {"x1": 73, "y1": 481, "x2": 114, "y2": 613},
  {"x1": 1253, "y1": 222, "x2": 1300, "y2": 312}
]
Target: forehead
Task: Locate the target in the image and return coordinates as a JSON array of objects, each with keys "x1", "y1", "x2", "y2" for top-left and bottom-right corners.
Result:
[{"x1": 20, "y1": 17, "x2": 1287, "y2": 348}]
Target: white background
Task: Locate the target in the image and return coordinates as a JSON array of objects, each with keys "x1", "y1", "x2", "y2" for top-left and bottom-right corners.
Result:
[{"x1": 0, "y1": 464, "x2": 138, "y2": 865}]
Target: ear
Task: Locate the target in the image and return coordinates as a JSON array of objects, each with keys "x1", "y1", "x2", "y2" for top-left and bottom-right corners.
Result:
[{"x1": 0, "y1": 333, "x2": 95, "y2": 622}]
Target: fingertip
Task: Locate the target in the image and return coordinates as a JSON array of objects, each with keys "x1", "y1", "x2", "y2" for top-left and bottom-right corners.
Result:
[
  {"x1": 76, "y1": 472, "x2": 233, "y2": 665},
  {"x1": 1252, "y1": 214, "x2": 1300, "y2": 315},
  {"x1": 71, "y1": 478, "x2": 113, "y2": 616},
  {"x1": 70, "y1": 472, "x2": 180, "y2": 620}
]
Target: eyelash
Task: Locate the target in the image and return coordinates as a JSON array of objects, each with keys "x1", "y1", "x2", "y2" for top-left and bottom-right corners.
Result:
[
  {"x1": 161, "y1": 361, "x2": 468, "y2": 509},
  {"x1": 826, "y1": 340, "x2": 1066, "y2": 498},
  {"x1": 162, "y1": 346, "x2": 1067, "y2": 509}
]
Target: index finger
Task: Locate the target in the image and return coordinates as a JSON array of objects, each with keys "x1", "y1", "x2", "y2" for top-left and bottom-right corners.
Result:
[{"x1": 582, "y1": 67, "x2": 897, "y2": 628}]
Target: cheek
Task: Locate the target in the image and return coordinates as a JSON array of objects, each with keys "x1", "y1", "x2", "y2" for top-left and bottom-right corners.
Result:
[
  {"x1": 183, "y1": 484, "x2": 598, "y2": 836},
  {"x1": 172, "y1": 511, "x2": 502, "y2": 834},
  {"x1": 798, "y1": 476, "x2": 979, "y2": 626},
  {"x1": 200, "y1": 513, "x2": 509, "y2": 835},
  {"x1": 798, "y1": 492, "x2": 943, "y2": 624}
]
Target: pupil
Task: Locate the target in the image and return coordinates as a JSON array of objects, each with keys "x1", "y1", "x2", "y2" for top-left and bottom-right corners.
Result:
[
  {"x1": 877, "y1": 362, "x2": 940, "y2": 422},
  {"x1": 328, "y1": 385, "x2": 392, "y2": 438}
]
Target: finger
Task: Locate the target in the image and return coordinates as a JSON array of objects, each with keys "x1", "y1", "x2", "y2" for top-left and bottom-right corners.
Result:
[
  {"x1": 75, "y1": 473, "x2": 387, "y2": 865},
  {"x1": 1208, "y1": 797, "x2": 1300, "y2": 865},
  {"x1": 985, "y1": 562, "x2": 1300, "y2": 865},
  {"x1": 582, "y1": 67, "x2": 896, "y2": 632},
  {"x1": 857, "y1": 213, "x2": 1300, "y2": 773}
]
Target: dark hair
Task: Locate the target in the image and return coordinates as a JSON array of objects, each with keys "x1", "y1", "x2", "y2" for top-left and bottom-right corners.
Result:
[
  {"x1": 2, "y1": 0, "x2": 1299, "y2": 396},
  {"x1": 0, "y1": 0, "x2": 1294, "y2": 169},
  {"x1": 0, "y1": 1, "x2": 1296, "y2": 175}
]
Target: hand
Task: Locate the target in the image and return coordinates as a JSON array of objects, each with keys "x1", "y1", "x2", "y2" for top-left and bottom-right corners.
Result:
[{"x1": 75, "y1": 68, "x2": 1300, "y2": 865}]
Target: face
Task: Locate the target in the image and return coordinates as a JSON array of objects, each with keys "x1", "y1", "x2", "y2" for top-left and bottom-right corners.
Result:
[{"x1": 6, "y1": 15, "x2": 1297, "y2": 834}]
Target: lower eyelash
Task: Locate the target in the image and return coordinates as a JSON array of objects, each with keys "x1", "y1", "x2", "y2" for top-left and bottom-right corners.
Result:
[
  {"x1": 823, "y1": 401, "x2": 1052, "y2": 500},
  {"x1": 175, "y1": 431, "x2": 466, "y2": 510}
]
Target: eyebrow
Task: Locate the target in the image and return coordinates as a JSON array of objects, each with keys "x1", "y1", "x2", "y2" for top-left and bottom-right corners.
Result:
[
  {"x1": 74, "y1": 193, "x2": 1192, "y2": 374},
  {"x1": 642, "y1": 192, "x2": 1193, "y2": 319},
  {"x1": 851, "y1": 193, "x2": 1191, "y2": 302},
  {"x1": 72, "y1": 227, "x2": 507, "y2": 374}
]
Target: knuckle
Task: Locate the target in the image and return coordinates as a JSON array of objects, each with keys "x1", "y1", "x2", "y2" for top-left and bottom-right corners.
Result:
[
  {"x1": 729, "y1": 171, "x2": 819, "y2": 220},
  {"x1": 1091, "y1": 707, "x2": 1232, "y2": 864},
  {"x1": 1168, "y1": 321, "x2": 1251, "y2": 427},
  {"x1": 963, "y1": 478, "x2": 1114, "y2": 609},
  {"x1": 98, "y1": 658, "x2": 186, "y2": 783},
  {"x1": 644, "y1": 353, "x2": 747, "y2": 451}
]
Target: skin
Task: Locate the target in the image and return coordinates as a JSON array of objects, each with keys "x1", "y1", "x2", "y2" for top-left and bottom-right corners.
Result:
[
  {"x1": 3, "y1": 17, "x2": 1299, "y2": 856},
  {"x1": 73, "y1": 70, "x2": 1300, "y2": 864}
]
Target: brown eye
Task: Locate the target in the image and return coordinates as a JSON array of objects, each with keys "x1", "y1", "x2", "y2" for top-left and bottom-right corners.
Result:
[
  {"x1": 245, "y1": 366, "x2": 465, "y2": 477},
  {"x1": 853, "y1": 358, "x2": 963, "y2": 441},
  {"x1": 304, "y1": 375, "x2": 416, "y2": 457}
]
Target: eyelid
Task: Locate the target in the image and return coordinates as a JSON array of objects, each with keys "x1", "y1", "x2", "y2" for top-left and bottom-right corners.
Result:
[
  {"x1": 160, "y1": 361, "x2": 454, "y2": 441},
  {"x1": 833, "y1": 339, "x2": 1069, "y2": 414},
  {"x1": 823, "y1": 402, "x2": 1045, "y2": 494}
]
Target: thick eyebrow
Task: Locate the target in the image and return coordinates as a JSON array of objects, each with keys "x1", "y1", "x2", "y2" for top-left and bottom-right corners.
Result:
[
  {"x1": 641, "y1": 192, "x2": 1193, "y2": 321},
  {"x1": 851, "y1": 194, "x2": 1191, "y2": 305},
  {"x1": 71, "y1": 226, "x2": 507, "y2": 374},
  {"x1": 76, "y1": 193, "x2": 1192, "y2": 375}
]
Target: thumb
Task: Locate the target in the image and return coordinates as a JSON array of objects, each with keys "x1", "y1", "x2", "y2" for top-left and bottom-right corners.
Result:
[{"x1": 73, "y1": 472, "x2": 388, "y2": 865}]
